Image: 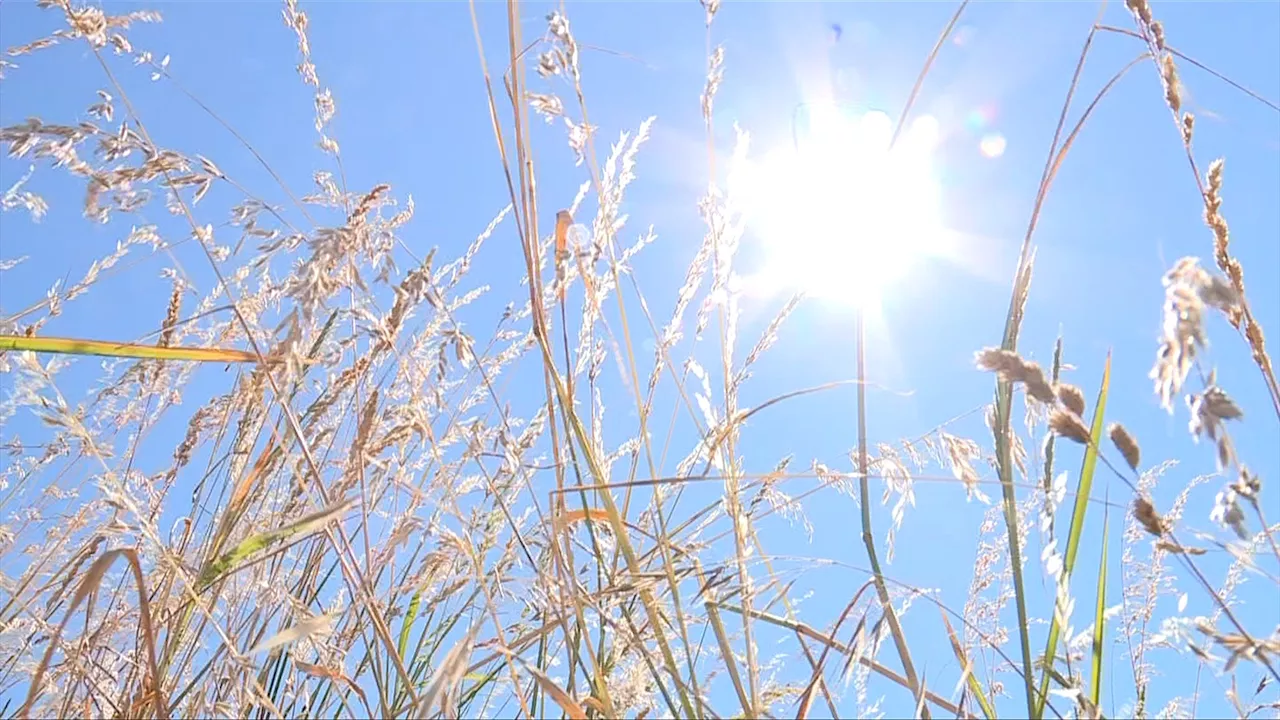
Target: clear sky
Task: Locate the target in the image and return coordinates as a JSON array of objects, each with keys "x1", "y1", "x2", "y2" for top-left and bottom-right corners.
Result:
[{"x1": 1, "y1": 1, "x2": 1277, "y2": 718}]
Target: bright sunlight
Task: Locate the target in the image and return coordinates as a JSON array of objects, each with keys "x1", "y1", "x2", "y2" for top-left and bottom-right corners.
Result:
[{"x1": 733, "y1": 105, "x2": 949, "y2": 310}]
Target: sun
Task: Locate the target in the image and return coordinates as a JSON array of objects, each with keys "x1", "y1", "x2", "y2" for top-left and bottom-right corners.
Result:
[{"x1": 732, "y1": 106, "x2": 949, "y2": 311}]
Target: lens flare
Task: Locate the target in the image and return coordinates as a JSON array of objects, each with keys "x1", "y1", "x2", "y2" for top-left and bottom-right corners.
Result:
[
  {"x1": 732, "y1": 108, "x2": 949, "y2": 310},
  {"x1": 979, "y1": 133, "x2": 1007, "y2": 159}
]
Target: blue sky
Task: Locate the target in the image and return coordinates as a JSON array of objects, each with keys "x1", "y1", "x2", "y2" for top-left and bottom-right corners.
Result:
[{"x1": 1, "y1": 1, "x2": 1278, "y2": 718}]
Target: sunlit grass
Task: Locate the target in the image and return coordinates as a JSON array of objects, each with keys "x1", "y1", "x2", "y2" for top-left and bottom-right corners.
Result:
[{"x1": 1, "y1": 1, "x2": 1278, "y2": 718}]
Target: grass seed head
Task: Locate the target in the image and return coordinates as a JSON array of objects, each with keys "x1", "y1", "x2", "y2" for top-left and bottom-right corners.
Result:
[
  {"x1": 1049, "y1": 408, "x2": 1091, "y2": 445},
  {"x1": 1056, "y1": 382, "x2": 1086, "y2": 418},
  {"x1": 1160, "y1": 53, "x2": 1182, "y2": 114},
  {"x1": 1126, "y1": 0, "x2": 1154, "y2": 27},
  {"x1": 1108, "y1": 422, "x2": 1141, "y2": 472},
  {"x1": 1132, "y1": 496, "x2": 1166, "y2": 537},
  {"x1": 1210, "y1": 486, "x2": 1249, "y2": 540},
  {"x1": 1150, "y1": 257, "x2": 1239, "y2": 412},
  {"x1": 974, "y1": 347, "x2": 1056, "y2": 404},
  {"x1": 1187, "y1": 384, "x2": 1242, "y2": 445}
]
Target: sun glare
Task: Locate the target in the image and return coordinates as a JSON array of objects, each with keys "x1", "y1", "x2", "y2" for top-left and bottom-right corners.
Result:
[{"x1": 733, "y1": 107, "x2": 948, "y2": 310}]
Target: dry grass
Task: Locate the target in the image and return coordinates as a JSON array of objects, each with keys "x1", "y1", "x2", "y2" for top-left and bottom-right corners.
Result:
[{"x1": 0, "y1": 1, "x2": 1277, "y2": 718}]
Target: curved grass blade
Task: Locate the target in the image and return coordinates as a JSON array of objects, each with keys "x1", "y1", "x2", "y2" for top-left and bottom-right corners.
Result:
[
  {"x1": 20, "y1": 549, "x2": 167, "y2": 720},
  {"x1": 491, "y1": 645, "x2": 588, "y2": 720},
  {"x1": 1035, "y1": 353, "x2": 1110, "y2": 718},
  {"x1": 1, "y1": 333, "x2": 264, "y2": 363},
  {"x1": 520, "y1": 660, "x2": 588, "y2": 720},
  {"x1": 295, "y1": 660, "x2": 373, "y2": 718},
  {"x1": 196, "y1": 498, "x2": 357, "y2": 591}
]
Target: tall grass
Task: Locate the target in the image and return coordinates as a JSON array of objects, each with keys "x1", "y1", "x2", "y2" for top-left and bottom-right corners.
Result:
[{"x1": 0, "y1": 0, "x2": 1277, "y2": 718}]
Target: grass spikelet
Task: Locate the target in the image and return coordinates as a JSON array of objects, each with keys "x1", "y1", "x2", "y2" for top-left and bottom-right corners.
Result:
[
  {"x1": 975, "y1": 347, "x2": 1056, "y2": 404},
  {"x1": 1128, "y1": 0, "x2": 1280, "y2": 418},
  {"x1": 1108, "y1": 422, "x2": 1141, "y2": 471},
  {"x1": 1160, "y1": 53, "x2": 1182, "y2": 114},
  {"x1": 1202, "y1": 160, "x2": 1278, "y2": 401},
  {"x1": 158, "y1": 280, "x2": 182, "y2": 348},
  {"x1": 1179, "y1": 371, "x2": 1244, "y2": 472},
  {"x1": 1056, "y1": 382, "x2": 1086, "y2": 417},
  {"x1": 1132, "y1": 496, "x2": 1166, "y2": 537},
  {"x1": 1049, "y1": 408, "x2": 1091, "y2": 445}
]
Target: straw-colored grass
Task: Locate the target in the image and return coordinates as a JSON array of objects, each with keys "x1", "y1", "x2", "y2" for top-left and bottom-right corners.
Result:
[{"x1": 0, "y1": 0, "x2": 1277, "y2": 718}]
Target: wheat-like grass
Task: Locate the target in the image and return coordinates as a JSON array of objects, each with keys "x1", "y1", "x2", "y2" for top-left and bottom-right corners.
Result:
[{"x1": 0, "y1": 1, "x2": 1277, "y2": 718}]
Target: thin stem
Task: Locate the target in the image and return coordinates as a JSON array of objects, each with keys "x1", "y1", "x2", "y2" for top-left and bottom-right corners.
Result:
[{"x1": 855, "y1": 307, "x2": 927, "y2": 717}]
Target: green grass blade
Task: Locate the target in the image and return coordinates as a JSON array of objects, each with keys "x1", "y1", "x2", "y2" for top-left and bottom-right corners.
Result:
[
  {"x1": 1035, "y1": 352, "x2": 1110, "y2": 718},
  {"x1": 398, "y1": 588, "x2": 424, "y2": 660},
  {"x1": 1, "y1": 333, "x2": 265, "y2": 363},
  {"x1": 456, "y1": 667, "x2": 501, "y2": 709},
  {"x1": 706, "y1": 599, "x2": 753, "y2": 717},
  {"x1": 940, "y1": 608, "x2": 996, "y2": 720},
  {"x1": 994, "y1": 349, "x2": 1037, "y2": 718},
  {"x1": 1090, "y1": 509, "x2": 1109, "y2": 710},
  {"x1": 196, "y1": 498, "x2": 356, "y2": 591}
]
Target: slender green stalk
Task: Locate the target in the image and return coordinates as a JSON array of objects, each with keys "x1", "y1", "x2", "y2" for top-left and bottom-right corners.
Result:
[
  {"x1": 993, "y1": 259, "x2": 1037, "y2": 720},
  {"x1": 854, "y1": 308, "x2": 927, "y2": 717}
]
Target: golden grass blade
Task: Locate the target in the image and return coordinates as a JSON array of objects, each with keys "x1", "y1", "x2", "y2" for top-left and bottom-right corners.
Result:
[
  {"x1": 554, "y1": 209, "x2": 571, "y2": 302},
  {"x1": 229, "y1": 433, "x2": 279, "y2": 511},
  {"x1": 196, "y1": 498, "x2": 357, "y2": 591},
  {"x1": 794, "y1": 582, "x2": 877, "y2": 720},
  {"x1": 913, "y1": 675, "x2": 930, "y2": 720},
  {"x1": 491, "y1": 644, "x2": 588, "y2": 720},
  {"x1": 1035, "y1": 353, "x2": 1110, "y2": 718},
  {"x1": 551, "y1": 507, "x2": 611, "y2": 536},
  {"x1": 295, "y1": 660, "x2": 372, "y2": 717},
  {"x1": 0, "y1": 333, "x2": 265, "y2": 363},
  {"x1": 20, "y1": 548, "x2": 166, "y2": 720},
  {"x1": 795, "y1": 679, "x2": 816, "y2": 720},
  {"x1": 519, "y1": 659, "x2": 588, "y2": 720},
  {"x1": 581, "y1": 695, "x2": 607, "y2": 715}
]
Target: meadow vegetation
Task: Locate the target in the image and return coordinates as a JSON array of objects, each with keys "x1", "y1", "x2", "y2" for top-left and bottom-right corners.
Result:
[{"x1": 0, "y1": 0, "x2": 1277, "y2": 718}]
